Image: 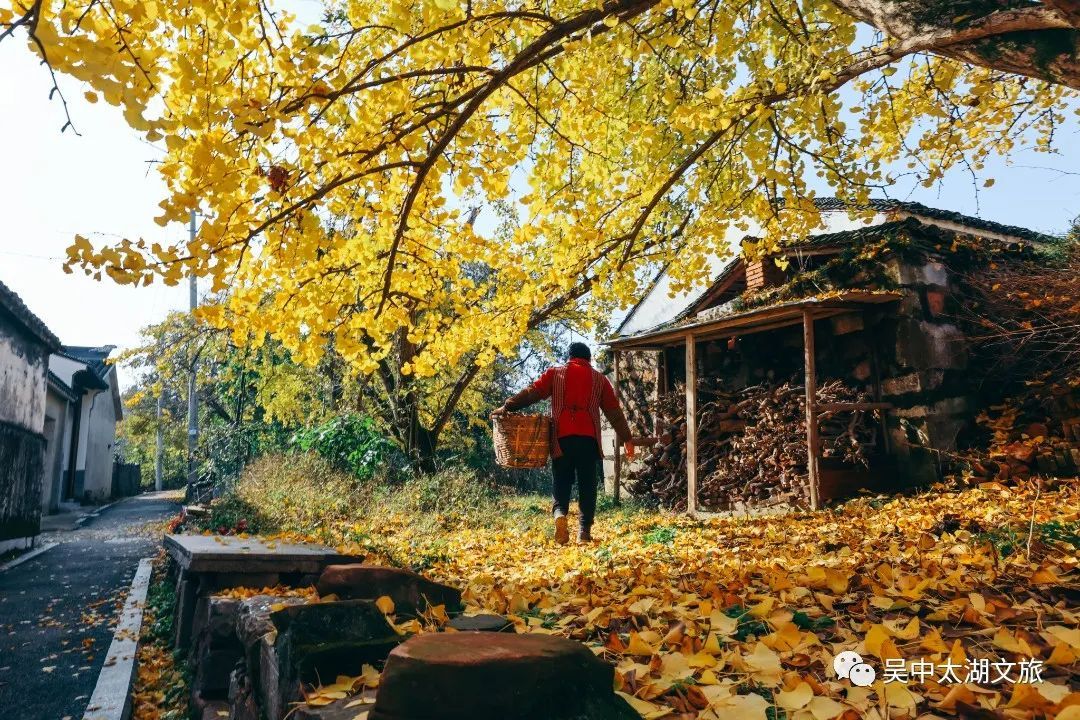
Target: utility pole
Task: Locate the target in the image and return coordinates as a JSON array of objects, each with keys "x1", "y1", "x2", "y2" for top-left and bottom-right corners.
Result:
[
  {"x1": 155, "y1": 388, "x2": 164, "y2": 491},
  {"x1": 186, "y1": 209, "x2": 199, "y2": 501}
]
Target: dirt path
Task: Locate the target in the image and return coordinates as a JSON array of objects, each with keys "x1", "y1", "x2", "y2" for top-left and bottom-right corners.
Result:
[{"x1": 0, "y1": 492, "x2": 181, "y2": 720}]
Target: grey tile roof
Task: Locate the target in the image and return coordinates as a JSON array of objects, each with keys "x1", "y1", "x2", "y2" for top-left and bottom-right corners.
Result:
[
  {"x1": 0, "y1": 278, "x2": 61, "y2": 350},
  {"x1": 58, "y1": 345, "x2": 117, "y2": 381},
  {"x1": 780, "y1": 217, "x2": 936, "y2": 249},
  {"x1": 46, "y1": 370, "x2": 78, "y2": 401},
  {"x1": 808, "y1": 197, "x2": 1058, "y2": 244}
]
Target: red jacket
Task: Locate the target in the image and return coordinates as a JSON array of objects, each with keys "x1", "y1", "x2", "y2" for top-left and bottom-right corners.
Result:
[{"x1": 504, "y1": 358, "x2": 632, "y2": 455}]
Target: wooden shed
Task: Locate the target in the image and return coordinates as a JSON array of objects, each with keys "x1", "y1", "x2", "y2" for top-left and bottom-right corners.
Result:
[{"x1": 602, "y1": 199, "x2": 1055, "y2": 515}]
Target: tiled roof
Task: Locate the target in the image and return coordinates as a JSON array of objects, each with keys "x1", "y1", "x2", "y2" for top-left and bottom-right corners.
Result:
[
  {"x1": 0, "y1": 279, "x2": 61, "y2": 350},
  {"x1": 58, "y1": 345, "x2": 117, "y2": 380},
  {"x1": 807, "y1": 197, "x2": 1058, "y2": 244},
  {"x1": 781, "y1": 217, "x2": 936, "y2": 249},
  {"x1": 46, "y1": 370, "x2": 78, "y2": 401}
]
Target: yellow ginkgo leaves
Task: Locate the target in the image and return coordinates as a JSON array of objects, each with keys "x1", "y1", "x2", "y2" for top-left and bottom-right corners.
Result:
[{"x1": 5, "y1": 0, "x2": 1066, "y2": 398}]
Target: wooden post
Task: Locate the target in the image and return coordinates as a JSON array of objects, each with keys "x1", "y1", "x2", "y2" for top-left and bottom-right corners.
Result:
[
  {"x1": 612, "y1": 350, "x2": 622, "y2": 506},
  {"x1": 685, "y1": 334, "x2": 698, "y2": 515},
  {"x1": 803, "y1": 311, "x2": 821, "y2": 510},
  {"x1": 870, "y1": 338, "x2": 891, "y2": 454}
]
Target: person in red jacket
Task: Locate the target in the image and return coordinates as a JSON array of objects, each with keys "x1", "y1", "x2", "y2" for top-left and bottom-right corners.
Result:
[{"x1": 493, "y1": 342, "x2": 634, "y2": 544}]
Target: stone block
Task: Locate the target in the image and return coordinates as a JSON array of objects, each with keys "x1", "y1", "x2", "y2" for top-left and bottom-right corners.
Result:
[
  {"x1": 228, "y1": 666, "x2": 260, "y2": 720},
  {"x1": 235, "y1": 594, "x2": 308, "y2": 719},
  {"x1": 369, "y1": 632, "x2": 639, "y2": 720},
  {"x1": 881, "y1": 374, "x2": 923, "y2": 397},
  {"x1": 190, "y1": 596, "x2": 240, "y2": 660},
  {"x1": 896, "y1": 292, "x2": 923, "y2": 318},
  {"x1": 929, "y1": 396, "x2": 971, "y2": 416},
  {"x1": 830, "y1": 313, "x2": 864, "y2": 336},
  {"x1": 895, "y1": 321, "x2": 967, "y2": 370},
  {"x1": 447, "y1": 613, "x2": 514, "y2": 632},
  {"x1": 236, "y1": 595, "x2": 306, "y2": 650},
  {"x1": 894, "y1": 404, "x2": 929, "y2": 418},
  {"x1": 165, "y1": 534, "x2": 363, "y2": 575},
  {"x1": 883, "y1": 258, "x2": 903, "y2": 284},
  {"x1": 926, "y1": 417, "x2": 967, "y2": 453},
  {"x1": 267, "y1": 600, "x2": 402, "y2": 719},
  {"x1": 316, "y1": 565, "x2": 462, "y2": 613},
  {"x1": 925, "y1": 288, "x2": 946, "y2": 317},
  {"x1": 898, "y1": 260, "x2": 948, "y2": 287},
  {"x1": 258, "y1": 637, "x2": 284, "y2": 720},
  {"x1": 192, "y1": 648, "x2": 242, "y2": 697},
  {"x1": 200, "y1": 701, "x2": 230, "y2": 720},
  {"x1": 174, "y1": 574, "x2": 198, "y2": 649}
]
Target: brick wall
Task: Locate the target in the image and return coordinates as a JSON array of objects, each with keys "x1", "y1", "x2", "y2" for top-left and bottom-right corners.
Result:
[{"x1": 745, "y1": 259, "x2": 787, "y2": 291}]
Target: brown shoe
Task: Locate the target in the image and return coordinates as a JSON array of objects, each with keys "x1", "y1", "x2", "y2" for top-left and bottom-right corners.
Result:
[
  {"x1": 578, "y1": 527, "x2": 593, "y2": 544},
  {"x1": 554, "y1": 515, "x2": 569, "y2": 545}
]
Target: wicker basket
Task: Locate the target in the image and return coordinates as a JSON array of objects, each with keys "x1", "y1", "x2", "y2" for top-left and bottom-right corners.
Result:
[{"x1": 492, "y1": 413, "x2": 551, "y2": 469}]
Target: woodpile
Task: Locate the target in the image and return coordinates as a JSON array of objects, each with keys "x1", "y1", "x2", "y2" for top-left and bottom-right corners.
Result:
[
  {"x1": 967, "y1": 376, "x2": 1080, "y2": 482},
  {"x1": 629, "y1": 378, "x2": 878, "y2": 511}
]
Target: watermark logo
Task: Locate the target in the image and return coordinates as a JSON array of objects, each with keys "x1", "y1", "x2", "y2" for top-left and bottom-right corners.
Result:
[
  {"x1": 834, "y1": 651, "x2": 1046, "y2": 687},
  {"x1": 833, "y1": 651, "x2": 877, "y2": 687}
]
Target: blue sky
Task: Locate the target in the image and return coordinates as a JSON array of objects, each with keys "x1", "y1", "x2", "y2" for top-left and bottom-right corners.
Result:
[{"x1": 1, "y1": 11, "x2": 1078, "y2": 390}]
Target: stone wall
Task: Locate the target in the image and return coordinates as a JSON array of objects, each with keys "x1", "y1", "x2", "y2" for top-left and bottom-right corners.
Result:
[
  {"x1": 876, "y1": 257, "x2": 972, "y2": 485},
  {"x1": 0, "y1": 421, "x2": 45, "y2": 542},
  {"x1": 0, "y1": 323, "x2": 47, "y2": 432},
  {"x1": 0, "y1": 320, "x2": 48, "y2": 544}
]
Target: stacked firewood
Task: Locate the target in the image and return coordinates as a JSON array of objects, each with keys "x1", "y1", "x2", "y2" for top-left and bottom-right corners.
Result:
[{"x1": 629, "y1": 378, "x2": 877, "y2": 510}]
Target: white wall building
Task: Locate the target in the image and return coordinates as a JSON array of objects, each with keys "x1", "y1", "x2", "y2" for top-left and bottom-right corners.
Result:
[{"x1": 48, "y1": 346, "x2": 123, "y2": 504}]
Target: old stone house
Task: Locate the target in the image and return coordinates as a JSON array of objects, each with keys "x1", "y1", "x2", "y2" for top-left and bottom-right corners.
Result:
[
  {"x1": 603, "y1": 199, "x2": 1059, "y2": 512},
  {"x1": 48, "y1": 345, "x2": 123, "y2": 504},
  {"x1": 0, "y1": 279, "x2": 60, "y2": 553}
]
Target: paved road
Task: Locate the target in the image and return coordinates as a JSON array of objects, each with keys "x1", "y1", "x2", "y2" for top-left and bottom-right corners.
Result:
[{"x1": 0, "y1": 493, "x2": 181, "y2": 719}]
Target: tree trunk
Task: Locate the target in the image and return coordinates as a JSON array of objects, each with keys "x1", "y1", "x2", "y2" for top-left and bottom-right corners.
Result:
[{"x1": 832, "y1": 0, "x2": 1080, "y2": 89}]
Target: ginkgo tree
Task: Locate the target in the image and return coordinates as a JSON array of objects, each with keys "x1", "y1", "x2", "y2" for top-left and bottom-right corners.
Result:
[{"x1": 2, "y1": 0, "x2": 1078, "y2": 463}]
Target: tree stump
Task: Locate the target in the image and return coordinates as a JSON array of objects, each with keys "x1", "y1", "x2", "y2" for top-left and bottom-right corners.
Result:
[{"x1": 369, "y1": 632, "x2": 639, "y2": 720}]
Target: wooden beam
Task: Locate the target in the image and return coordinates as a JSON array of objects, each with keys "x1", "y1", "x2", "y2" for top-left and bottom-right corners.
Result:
[
  {"x1": 612, "y1": 350, "x2": 622, "y2": 506},
  {"x1": 685, "y1": 333, "x2": 698, "y2": 516},
  {"x1": 803, "y1": 310, "x2": 821, "y2": 511}
]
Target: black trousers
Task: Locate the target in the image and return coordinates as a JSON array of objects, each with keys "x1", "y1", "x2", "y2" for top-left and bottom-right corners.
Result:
[{"x1": 552, "y1": 435, "x2": 601, "y2": 529}]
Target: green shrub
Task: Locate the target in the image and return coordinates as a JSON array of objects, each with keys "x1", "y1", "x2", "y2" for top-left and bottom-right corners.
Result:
[{"x1": 291, "y1": 414, "x2": 403, "y2": 481}]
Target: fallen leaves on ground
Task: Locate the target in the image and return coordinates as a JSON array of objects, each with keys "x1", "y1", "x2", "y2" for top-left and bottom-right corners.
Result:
[
  {"x1": 213, "y1": 584, "x2": 317, "y2": 602},
  {"x1": 265, "y1": 480, "x2": 1078, "y2": 720}
]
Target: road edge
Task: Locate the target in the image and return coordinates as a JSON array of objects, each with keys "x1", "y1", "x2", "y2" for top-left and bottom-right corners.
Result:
[
  {"x1": 76, "y1": 499, "x2": 124, "y2": 527},
  {"x1": 82, "y1": 557, "x2": 154, "y2": 720},
  {"x1": 0, "y1": 541, "x2": 58, "y2": 572}
]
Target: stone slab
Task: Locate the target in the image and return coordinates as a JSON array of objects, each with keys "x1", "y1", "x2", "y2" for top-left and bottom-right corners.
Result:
[
  {"x1": 165, "y1": 534, "x2": 362, "y2": 574},
  {"x1": 447, "y1": 613, "x2": 513, "y2": 632},
  {"x1": 316, "y1": 564, "x2": 462, "y2": 612}
]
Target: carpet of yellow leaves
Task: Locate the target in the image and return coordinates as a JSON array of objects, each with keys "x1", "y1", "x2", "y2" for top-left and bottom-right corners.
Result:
[{"x1": 278, "y1": 480, "x2": 1079, "y2": 720}]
